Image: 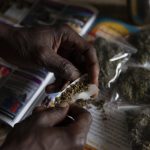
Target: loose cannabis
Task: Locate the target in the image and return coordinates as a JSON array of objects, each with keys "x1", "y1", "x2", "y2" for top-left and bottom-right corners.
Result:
[
  {"x1": 115, "y1": 67, "x2": 150, "y2": 104},
  {"x1": 55, "y1": 79, "x2": 88, "y2": 105},
  {"x1": 127, "y1": 110, "x2": 150, "y2": 150},
  {"x1": 54, "y1": 77, "x2": 104, "y2": 110},
  {"x1": 128, "y1": 27, "x2": 150, "y2": 64},
  {"x1": 94, "y1": 37, "x2": 129, "y2": 90}
]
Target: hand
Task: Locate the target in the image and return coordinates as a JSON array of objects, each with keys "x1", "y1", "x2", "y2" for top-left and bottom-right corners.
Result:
[
  {"x1": 0, "y1": 23, "x2": 99, "y2": 88},
  {"x1": 1, "y1": 104, "x2": 92, "y2": 150}
]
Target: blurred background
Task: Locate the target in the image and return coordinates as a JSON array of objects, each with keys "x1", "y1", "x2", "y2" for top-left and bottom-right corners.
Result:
[{"x1": 51, "y1": 0, "x2": 150, "y2": 25}]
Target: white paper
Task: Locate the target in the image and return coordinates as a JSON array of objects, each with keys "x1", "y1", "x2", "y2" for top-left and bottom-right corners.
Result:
[{"x1": 86, "y1": 106, "x2": 131, "y2": 150}]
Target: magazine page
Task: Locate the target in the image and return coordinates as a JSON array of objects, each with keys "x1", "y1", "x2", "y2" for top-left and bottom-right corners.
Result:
[
  {"x1": 61, "y1": 3, "x2": 97, "y2": 35},
  {"x1": 0, "y1": 66, "x2": 54, "y2": 126},
  {"x1": 0, "y1": 0, "x2": 36, "y2": 25},
  {"x1": 0, "y1": 64, "x2": 14, "y2": 89},
  {"x1": 21, "y1": 1, "x2": 97, "y2": 35}
]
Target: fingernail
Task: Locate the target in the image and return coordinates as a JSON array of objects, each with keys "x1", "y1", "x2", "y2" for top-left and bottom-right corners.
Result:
[{"x1": 58, "y1": 102, "x2": 69, "y2": 108}]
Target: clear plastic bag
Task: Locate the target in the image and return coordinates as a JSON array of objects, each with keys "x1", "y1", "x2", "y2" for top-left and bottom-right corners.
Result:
[
  {"x1": 110, "y1": 27, "x2": 150, "y2": 108},
  {"x1": 111, "y1": 66, "x2": 150, "y2": 107},
  {"x1": 127, "y1": 26, "x2": 150, "y2": 68},
  {"x1": 126, "y1": 107, "x2": 150, "y2": 150},
  {"x1": 94, "y1": 35, "x2": 137, "y2": 92}
]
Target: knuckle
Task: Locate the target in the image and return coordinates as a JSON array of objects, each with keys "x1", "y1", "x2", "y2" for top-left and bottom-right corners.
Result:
[
  {"x1": 87, "y1": 43, "x2": 94, "y2": 50},
  {"x1": 34, "y1": 112, "x2": 46, "y2": 125},
  {"x1": 89, "y1": 43, "x2": 96, "y2": 50},
  {"x1": 69, "y1": 132, "x2": 86, "y2": 149},
  {"x1": 87, "y1": 44, "x2": 96, "y2": 54},
  {"x1": 94, "y1": 62, "x2": 100, "y2": 74},
  {"x1": 59, "y1": 25, "x2": 77, "y2": 38},
  {"x1": 37, "y1": 48, "x2": 47, "y2": 59},
  {"x1": 60, "y1": 24, "x2": 71, "y2": 33},
  {"x1": 60, "y1": 61, "x2": 71, "y2": 74},
  {"x1": 36, "y1": 48, "x2": 51, "y2": 65},
  {"x1": 60, "y1": 61, "x2": 79, "y2": 80}
]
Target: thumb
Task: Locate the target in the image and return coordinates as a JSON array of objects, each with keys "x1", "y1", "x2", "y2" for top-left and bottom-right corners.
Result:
[
  {"x1": 41, "y1": 50, "x2": 80, "y2": 81},
  {"x1": 35, "y1": 104, "x2": 69, "y2": 127}
]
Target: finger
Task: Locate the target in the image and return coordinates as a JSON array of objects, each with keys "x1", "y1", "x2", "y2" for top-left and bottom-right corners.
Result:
[
  {"x1": 61, "y1": 49, "x2": 86, "y2": 74},
  {"x1": 39, "y1": 48, "x2": 81, "y2": 81},
  {"x1": 45, "y1": 78, "x2": 70, "y2": 93},
  {"x1": 45, "y1": 78, "x2": 64, "y2": 93},
  {"x1": 60, "y1": 26, "x2": 99, "y2": 85},
  {"x1": 57, "y1": 39, "x2": 86, "y2": 73},
  {"x1": 83, "y1": 46, "x2": 99, "y2": 86},
  {"x1": 33, "y1": 106, "x2": 47, "y2": 113},
  {"x1": 35, "y1": 104, "x2": 69, "y2": 127},
  {"x1": 68, "y1": 105, "x2": 92, "y2": 134}
]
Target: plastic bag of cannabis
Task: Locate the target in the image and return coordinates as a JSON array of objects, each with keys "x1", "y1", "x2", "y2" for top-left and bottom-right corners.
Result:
[
  {"x1": 127, "y1": 26, "x2": 150, "y2": 69},
  {"x1": 126, "y1": 107, "x2": 150, "y2": 150},
  {"x1": 110, "y1": 27, "x2": 150, "y2": 108},
  {"x1": 94, "y1": 35, "x2": 137, "y2": 93},
  {"x1": 111, "y1": 66, "x2": 150, "y2": 108},
  {"x1": 111, "y1": 58, "x2": 150, "y2": 108}
]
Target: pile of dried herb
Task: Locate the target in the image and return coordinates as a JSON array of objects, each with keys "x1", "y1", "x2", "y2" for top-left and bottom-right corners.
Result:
[
  {"x1": 54, "y1": 78, "x2": 104, "y2": 110},
  {"x1": 115, "y1": 67, "x2": 150, "y2": 104},
  {"x1": 55, "y1": 79, "x2": 88, "y2": 105},
  {"x1": 126, "y1": 110, "x2": 150, "y2": 150},
  {"x1": 94, "y1": 37, "x2": 129, "y2": 90},
  {"x1": 128, "y1": 28, "x2": 150, "y2": 64}
]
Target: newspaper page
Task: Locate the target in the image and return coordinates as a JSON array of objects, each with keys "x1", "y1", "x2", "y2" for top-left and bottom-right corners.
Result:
[{"x1": 84, "y1": 105, "x2": 131, "y2": 150}]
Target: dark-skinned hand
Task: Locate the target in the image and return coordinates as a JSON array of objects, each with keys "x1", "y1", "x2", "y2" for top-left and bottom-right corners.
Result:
[
  {"x1": 0, "y1": 23, "x2": 99, "y2": 91},
  {"x1": 1, "y1": 104, "x2": 92, "y2": 150}
]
